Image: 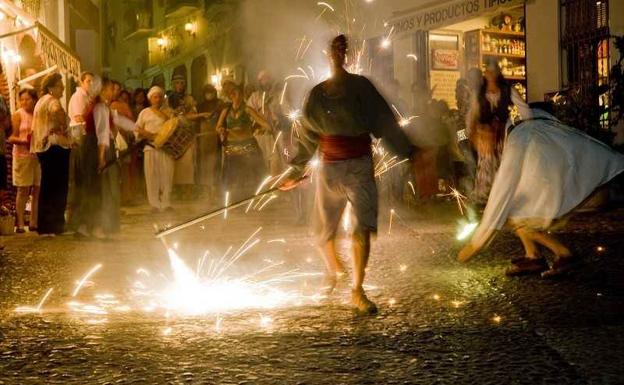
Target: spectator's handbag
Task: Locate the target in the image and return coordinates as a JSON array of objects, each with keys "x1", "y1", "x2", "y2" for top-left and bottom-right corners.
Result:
[{"x1": 115, "y1": 131, "x2": 128, "y2": 152}]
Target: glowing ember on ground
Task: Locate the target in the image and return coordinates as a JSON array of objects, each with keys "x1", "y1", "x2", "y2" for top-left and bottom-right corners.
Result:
[
  {"x1": 72, "y1": 264, "x2": 102, "y2": 297},
  {"x1": 451, "y1": 300, "x2": 464, "y2": 308},
  {"x1": 492, "y1": 315, "x2": 502, "y2": 324},
  {"x1": 15, "y1": 288, "x2": 53, "y2": 313},
  {"x1": 432, "y1": 294, "x2": 441, "y2": 301},
  {"x1": 388, "y1": 209, "x2": 395, "y2": 234},
  {"x1": 399, "y1": 264, "x2": 407, "y2": 272},
  {"x1": 596, "y1": 246, "x2": 605, "y2": 252},
  {"x1": 259, "y1": 314, "x2": 273, "y2": 328}
]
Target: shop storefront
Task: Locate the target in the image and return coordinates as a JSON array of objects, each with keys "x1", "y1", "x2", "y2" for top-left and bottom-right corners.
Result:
[{"x1": 387, "y1": 0, "x2": 526, "y2": 110}]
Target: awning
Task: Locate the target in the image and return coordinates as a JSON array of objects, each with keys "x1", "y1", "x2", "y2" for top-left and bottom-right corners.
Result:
[
  {"x1": 0, "y1": 18, "x2": 81, "y2": 79},
  {"x1": 390, "y1": 0, "x2": 526, "y2": 38}
]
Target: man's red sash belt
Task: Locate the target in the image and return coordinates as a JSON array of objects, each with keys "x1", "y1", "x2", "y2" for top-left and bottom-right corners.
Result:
[{"x1": 319, "y1": 134, "x2": 372, "y2": 162}]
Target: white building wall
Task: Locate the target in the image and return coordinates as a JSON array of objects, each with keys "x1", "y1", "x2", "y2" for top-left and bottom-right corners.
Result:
[{"x1": 525, "y1": 0, "x2": 560, "y2": 102}]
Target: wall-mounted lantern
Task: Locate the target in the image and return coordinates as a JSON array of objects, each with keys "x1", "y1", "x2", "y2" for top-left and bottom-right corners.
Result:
[
  {"x1": 157, "y1": 36, "x2": 168, "y2": 51},
  {"x1": 184, "y1": 21, "x2": 196, "y2": 37}
]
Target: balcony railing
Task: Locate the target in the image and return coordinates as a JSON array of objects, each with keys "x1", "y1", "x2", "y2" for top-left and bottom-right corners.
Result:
[{"x1": 14, "y1": 0, "x2": 41, "y2": 19}]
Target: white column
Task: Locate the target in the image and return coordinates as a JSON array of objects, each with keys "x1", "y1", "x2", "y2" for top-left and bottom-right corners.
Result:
[{"x1": 57, "y1": 0, "x2": 70, "y2": 44}]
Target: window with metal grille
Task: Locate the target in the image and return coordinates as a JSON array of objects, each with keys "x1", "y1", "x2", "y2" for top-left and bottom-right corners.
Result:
[{"x1": 560, "y1": 0, "x2": 610, "y2": 128}]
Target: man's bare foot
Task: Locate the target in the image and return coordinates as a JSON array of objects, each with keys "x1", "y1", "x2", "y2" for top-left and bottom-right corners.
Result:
[
  {"x1": 321, "y1": 270, "x2": 348, "y2": 296},
  {"x1": 321, "y1": 274, "x2": 337, "y2": 296},
  {"x1": 351, "y1": 287, "x2": 378, "y2": 315}
]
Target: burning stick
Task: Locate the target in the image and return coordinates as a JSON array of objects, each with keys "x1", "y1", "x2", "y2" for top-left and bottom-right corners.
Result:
[{"x1": 155, "y1": 177, "x2": 306, "y2": 238}]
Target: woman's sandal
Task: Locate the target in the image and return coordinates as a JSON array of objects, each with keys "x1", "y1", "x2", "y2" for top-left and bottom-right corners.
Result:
[
  {"x1": 541, "y1": 255, "x2": 580, "y2": 278},
  {"x1": 506, "y1": 256, "x2": 549, "y2": 276}
]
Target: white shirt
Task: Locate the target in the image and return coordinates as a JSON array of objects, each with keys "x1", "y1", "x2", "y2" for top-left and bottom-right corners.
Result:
[
  {"x1": 68, "y1": 87, "x2": 91, "y2": 126},
  {"x1": 247, "y1": 86, "x2": 284, "y2": 130},
  {"x1": 94, "y1": 103, "x2": 137, "y2": 147},
  {"x1": 135, "y1": 107, "x2": 166, "y2": 152},
  {"x1": 31, "y1": 94, "x2": 71, "y2": 153}
]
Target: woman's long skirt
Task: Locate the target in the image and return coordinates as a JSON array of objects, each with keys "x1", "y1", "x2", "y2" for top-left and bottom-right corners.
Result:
[{"x1": 37, "y1": 145, "x2": 70, "y2": 234}]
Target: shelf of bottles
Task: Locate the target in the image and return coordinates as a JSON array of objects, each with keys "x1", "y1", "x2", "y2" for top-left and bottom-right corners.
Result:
[{"x1": 465, "y1": 26, "x2": 527, "y2": 99}]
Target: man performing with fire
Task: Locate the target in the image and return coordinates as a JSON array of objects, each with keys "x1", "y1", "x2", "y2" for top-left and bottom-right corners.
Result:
[{"x1": 281, "y1": 35, "x2": 414, "y2": 315}]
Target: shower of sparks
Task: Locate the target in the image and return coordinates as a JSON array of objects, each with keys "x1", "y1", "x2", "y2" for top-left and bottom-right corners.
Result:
[
  {"x1": 456, "y1": 222, "x2": 478, "y2": 241},
  {"x1": 247, "y1": 175, "x2": 274, "y2": 213},
  {"x1": 269, "y1": 166, "x2": 294, "y2": 189},
  {"x1": 391, "y1": 104, "x2": 418, "y2": 127},
  {"x1": 297, "y1": 67, "x2": 310, "y2": 80},
  {"x1": 272, "y1": 131, "x2": 283, "y2": 153},
  {"x1": 317, "y1": 1, "x2": 335, "y2": 12},
  {"x1": 261, "y1": 91, "x2": 266, "y2": 115},
  {"x1": 223, "y1": 191, "x2": 230, "y2": 219},
  {"x1": 156, "y1": 247, "x2": 317, "y2": 315},
  {"x1": 443, "y1": 187, "x2": 468, "y2": 215},
  {"x1": 407, "y1": 181, "x2": 416, "y2": 196},
  {"x1": 257, "y1": 194, "x2": 278, "y2": 211},
  {"x1": 406, "y1": 54, "x2": 418, "y2": 61},
  {"x1": 288, "y1": 109, "x2": 302, "y2": 122},
  {"x1": 72, "y1": 264, "x2": 103, "y2": 297},
  {"x1": 280, "y1": 82, "x2": 288, "y2": 105},
  {"x1": 380, "y1": 26, "x2": 394, "y2": 49},
  {"x1": 388, "y1": 209, "x2": 395, "y2": 235},
  {"x1": 15, "y1": 287, "x2": 54, "y2": 313},
  {"x1": 375, "y1": 158, "x2": 409, "y2": 178},
  {"x1": 284, "y1": 74, "x2": 307, "y2": 81},
  {"x1": 342, "y1": 202, "x2": 352, "y2": 232}
]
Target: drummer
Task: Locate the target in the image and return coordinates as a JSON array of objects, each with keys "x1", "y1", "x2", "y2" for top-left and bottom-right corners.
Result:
[
  {"x1": 136, "y1": 86, "x2": 175, "y2": 212},
  {"x1": 216, "y1": 84, "x2": 271, "y2": 201}
]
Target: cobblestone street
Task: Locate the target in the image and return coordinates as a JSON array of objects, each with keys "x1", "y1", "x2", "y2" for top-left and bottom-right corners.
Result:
[{"x1": 0, "y1": 200, "x2": 623, "y2": 384}]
